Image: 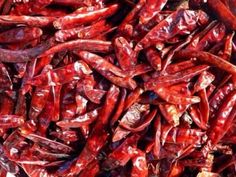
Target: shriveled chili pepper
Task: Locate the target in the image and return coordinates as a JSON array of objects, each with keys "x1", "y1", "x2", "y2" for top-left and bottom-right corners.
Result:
[
  {"x1": 27, "y1": 61, "x2": 92, "y2": 86},
  {"x1": 135, "y1": 9, "x2": 209, "y2": 50},
  {"x1": 53, "y1": 4, "x2": 119, "y2": 29},
  {"x1": 55, "y1": 20, "x2": 111, "y2": 42},
  {"x1": 41, "y1": 39, "x2": 113, "y2": 57},
  {"x1": 0, "y1": 1, "x2": 235, "y2": 176},
  {"x1": 114, "y1": 36, "x2": 137, "y2": 70},
  {"x1": 145, "y1": 65, "x2": 209, "y2": 90}
]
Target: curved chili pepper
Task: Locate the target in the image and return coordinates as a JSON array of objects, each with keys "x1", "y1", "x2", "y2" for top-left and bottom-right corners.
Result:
[
  {"x1": 161, "y1": 30, "x2": 196, "y2": 71},
  {"x1": 164, "y1": 60, "x2": 197, "y2": 75},
  {"x1": 118, "y1": 0, "x2": 146, "y2": 37},
  {"x1": 0, "y1": 41, "x2": 51, "y2": 63},
  {"x1": 57, "y1": 108, "x2": 100, "y2": 128},
  {"x1": 53, "y1": 4, "x2": 119, "y2": 29},
  {"x1": 120, "y1": 109, "x2": 157, "y2": 132},
  {"x1": 79, "y1": 75, "x2": 106, "y2": 104},
  {"x1": 207, "y1": 0, "x2": 236, "y2": 30},
  {"x1": 29, "y1": 66, "x2": 51, "y2": 121},
  {"x1": 76, "y1": 51, "x2": 127, "y2": 78},
  {"x1": 20, "y1": 133, "x2": 73, "y2": 153},
  {"x1": 189, "y1": 104, "x2": 207, "y2": 130},
  {"x1": 145, "y1": 65, "x2": 209, "y2": 90},
  {"x1": 202, "y1": 90, "x2": 236, "y2": 155},
  {"x1": 163, "y1": 126, "x2": 206, "y2": 145}
]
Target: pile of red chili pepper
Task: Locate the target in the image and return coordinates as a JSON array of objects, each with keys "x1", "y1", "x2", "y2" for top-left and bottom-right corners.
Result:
[{"x1": 0, "y1": 0, "x2": 236, "y2": 176}]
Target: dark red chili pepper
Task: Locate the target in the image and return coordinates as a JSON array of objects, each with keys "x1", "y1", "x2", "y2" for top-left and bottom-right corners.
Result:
[
  {"x1": 0, "y1": 41, "x2": 51, "y2": 63},
  {"x1": 207, "y1": 0, "x2": 236, "y2": 30}
]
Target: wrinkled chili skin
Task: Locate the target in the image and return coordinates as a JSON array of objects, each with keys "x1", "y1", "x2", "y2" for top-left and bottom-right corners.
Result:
[{"x1": 0, "y1": 0, "x2": 236, "y2": 177}]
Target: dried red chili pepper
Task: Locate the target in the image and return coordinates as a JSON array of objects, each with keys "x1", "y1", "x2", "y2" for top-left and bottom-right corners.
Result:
[
  {"x1": 53, "y1": 4, "x2": 119, "y2": 29},
  {"x1": 0, "y1": 1, "x2": 235, "y2": 176},
  {"x1": 135, "y1": 9, "x2": 209, "y2": 50}
]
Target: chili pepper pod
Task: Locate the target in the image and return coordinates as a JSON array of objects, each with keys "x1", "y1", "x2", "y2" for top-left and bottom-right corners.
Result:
[
  {"x1": 53, "y1": 4, "x2": 119, "y2": 30},
  {"x1": 0, "y1": 0, "x2": 235, "y2": 176}
]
